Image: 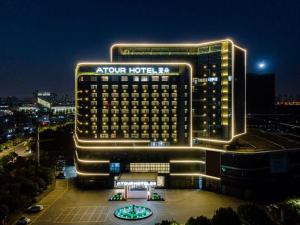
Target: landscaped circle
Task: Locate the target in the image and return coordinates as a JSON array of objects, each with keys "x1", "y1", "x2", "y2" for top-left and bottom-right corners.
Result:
[{"x1": 114, "y1": 204, "x2": 152, "y2": 220}]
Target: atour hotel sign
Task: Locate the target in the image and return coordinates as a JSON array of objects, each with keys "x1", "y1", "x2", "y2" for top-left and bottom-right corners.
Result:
[{"x1": 95, "y1": 66, "x2": 171, "y2": 75}]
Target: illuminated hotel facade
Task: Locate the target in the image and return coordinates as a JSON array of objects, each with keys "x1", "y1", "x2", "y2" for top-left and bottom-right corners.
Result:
[{"x1": 74, "y1": 39, "x2": 247, "y2": 189}]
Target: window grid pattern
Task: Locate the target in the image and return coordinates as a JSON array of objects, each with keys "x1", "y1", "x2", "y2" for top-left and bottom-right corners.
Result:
[{"x1": 130, "y1": 163, "x2": 170, "y2": 174}]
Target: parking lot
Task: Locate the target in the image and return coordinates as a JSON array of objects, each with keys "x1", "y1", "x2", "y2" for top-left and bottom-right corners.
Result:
[{"x1": 55, "y1": 206, "x2": 110, "y2": 223}]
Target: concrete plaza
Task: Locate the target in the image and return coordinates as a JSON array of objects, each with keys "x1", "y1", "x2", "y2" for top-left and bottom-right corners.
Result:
[{"x1": 21, "y1": 179, "x2": 245, "y2": 225}]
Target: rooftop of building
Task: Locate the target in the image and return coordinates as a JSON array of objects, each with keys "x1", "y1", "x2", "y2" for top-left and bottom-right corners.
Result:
[{"x1": 201, "y1": 128, "x2": 300, "y2": 153}]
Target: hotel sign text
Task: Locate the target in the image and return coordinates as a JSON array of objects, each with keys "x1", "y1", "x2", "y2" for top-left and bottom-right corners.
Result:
[{"x1": 95, "y1": 66, "x2": 171, "y2": 75}]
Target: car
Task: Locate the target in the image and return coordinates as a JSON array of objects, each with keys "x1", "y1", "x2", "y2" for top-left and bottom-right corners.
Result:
[
  {"x1": 26, "y1": 205, "x2": 44, "y2": 213},
  {"x1": 56, "y1": 172, "x2": 65, "y2": 179},
  {"x1": 16, "y1": 217, "x2": 31, "y2": 224}
]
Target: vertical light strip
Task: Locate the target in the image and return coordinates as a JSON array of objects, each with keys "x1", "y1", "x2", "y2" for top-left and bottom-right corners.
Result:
[
  {"x1": 244, "y1": 49, "x2": 247, "y2": 134},
  {"x1": 231, "y1": 42, "x2": 235, "y2": 138},
  {"x1": 189, "y1": 64, "x2": 193, "y2": 147}
]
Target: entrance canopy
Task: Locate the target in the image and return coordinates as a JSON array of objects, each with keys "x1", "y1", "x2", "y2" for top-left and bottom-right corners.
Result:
[{"x1": 116, "y1": 173, "x2": 157, "y2": 187}]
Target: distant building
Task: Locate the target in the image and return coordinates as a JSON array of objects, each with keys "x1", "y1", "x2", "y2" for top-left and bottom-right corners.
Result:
[
  {"x1": 0, "y1": 96, "x2": 18, "y2": 108},
  {"x1": 34, "y1": 91, "x2": 75, "y2": 115},
  {"x1": 247, "y1": 73, "x2": 275, "y2": 114}
]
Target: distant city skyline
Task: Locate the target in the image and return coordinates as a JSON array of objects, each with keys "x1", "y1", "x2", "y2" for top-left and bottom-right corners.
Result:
[{"x1": 0, "y1": 0, "x2": 299, "y2": 97}]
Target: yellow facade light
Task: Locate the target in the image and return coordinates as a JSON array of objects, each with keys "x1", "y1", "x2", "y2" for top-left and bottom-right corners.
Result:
[
  {"x1": 170, "y1": 173, "x2": 220, "y2": 181},
  {"x1": 170, "y1": 160, "x2": 205, "y2": 164}
]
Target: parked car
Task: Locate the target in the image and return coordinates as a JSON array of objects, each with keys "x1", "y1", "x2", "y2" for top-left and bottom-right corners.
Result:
[
  {"x1": 16, "y1": 217, "x2": 31, "y2": 224},
  {"x1": 56, "y1": 171, "x2": 65, "y2": 179},
  {"x1": 27, "y1": 204, "x2": 44, "y2": 213}
]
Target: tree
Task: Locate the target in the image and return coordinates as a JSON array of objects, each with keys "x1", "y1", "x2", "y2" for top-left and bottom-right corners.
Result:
[
  {"x1": 20, "y1": 178, "x2": 39, "y2": 196},
  {"x1": 0, "y1": 204, "x2": 9, "y2": 225},
  {"x1": 238, "y1": 204, "x2": 275, "y2": 225},
  {"x1": 211, "y1": 207, "x2": 241, "y2": 225},
  {"x1": 186, "y1": 216, "x2": 211, "y2": 225},
  {"x1": 281, "y1": 200, "x2": 300, "y2": 225}
]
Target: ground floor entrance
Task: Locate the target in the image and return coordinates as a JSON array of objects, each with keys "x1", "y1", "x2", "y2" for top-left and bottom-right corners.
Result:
[{"x1": 114, "y1": 172, "x2": 162, "y2": 199}]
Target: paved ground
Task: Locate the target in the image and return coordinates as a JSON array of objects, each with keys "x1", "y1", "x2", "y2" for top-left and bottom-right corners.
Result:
[{"x1": 21, "y1": 179, "x2": 245, "y2": 225}]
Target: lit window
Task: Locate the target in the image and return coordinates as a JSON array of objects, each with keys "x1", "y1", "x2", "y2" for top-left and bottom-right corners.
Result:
[
  {"x1": 141, "y1": 76, "x2": 148, "y2": 82},
  {"x1": 162, "y1": 76, "x2": 169, "y2": 82},
  {"x1": 101, "y1": 76, "x2": 108, "y2": 81},
  {"x1": 121, "y1": 76, "x2": 128, "y2": 82},
  {"x1": 152, "y1": 76, "x2": 159, "y2": 81}
]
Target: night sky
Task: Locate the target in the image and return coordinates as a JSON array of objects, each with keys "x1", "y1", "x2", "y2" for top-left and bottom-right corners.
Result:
[{"x1": 0, "y1": 0, "x2": 299, "y2": 97}]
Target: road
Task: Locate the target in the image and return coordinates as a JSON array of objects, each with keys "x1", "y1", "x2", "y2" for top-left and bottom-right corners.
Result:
[
  {"x1": 0, "y1": 141, "x2": 30, "y2": 159},
  {"x1": 21, "y1": 178, "x2": 245, "y2": 225}
]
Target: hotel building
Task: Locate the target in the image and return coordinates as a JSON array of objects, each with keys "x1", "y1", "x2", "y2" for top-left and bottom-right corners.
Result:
[
  {"x1": 111, "y1": 39, "x2": 247, "y2": 143},
  {"x1": 74, "y1": 39, "x2": 247, "y2": 190}
]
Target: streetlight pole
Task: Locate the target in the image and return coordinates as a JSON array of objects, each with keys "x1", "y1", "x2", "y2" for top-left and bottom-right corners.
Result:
[{"x1": 36, "y1": 124, "x2": 40, "y2": 166}]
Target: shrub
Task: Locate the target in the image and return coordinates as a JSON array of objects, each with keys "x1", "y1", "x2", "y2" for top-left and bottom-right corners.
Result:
[
  {"x1": 211, "y1": 207, "x2": 241, "y2": 225},
  {"x1": 238, "y1": 204, "x2": 274, "y2": 225},
  {"x1": 186, "y1": 216, "x2": 211, "y2": 225}
]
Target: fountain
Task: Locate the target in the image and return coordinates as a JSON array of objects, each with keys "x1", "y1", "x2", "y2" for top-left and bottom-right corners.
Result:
[{"x1": 114, "y1": 204, "x2": 152, "y2": 220}]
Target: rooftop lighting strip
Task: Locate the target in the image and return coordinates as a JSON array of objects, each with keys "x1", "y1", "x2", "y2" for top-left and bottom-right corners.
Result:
[
  {"x1": 75, "y1": 150, "x2": 110, "y2": 163},
  {"x1": 110, "y1": 39, "x2": 246, "y2": 62},
  {"x1": 170, "y1": 173, "x2": 221, "y2": 181},
  {"x1": 169, "y1": 160, "x2": 205, "y2": 164}
]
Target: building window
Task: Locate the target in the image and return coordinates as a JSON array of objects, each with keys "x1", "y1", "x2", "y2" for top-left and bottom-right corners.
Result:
[
  {"x1": 162, "y1": 76, "x2": 169, "y2": 82},
  {"x1": 152, "y1": 76, "x2": 159, "y2": 81},
  {"x1": 110, "y1": 163, "x2": 120, "y2": 173},
  {"x1": 91, "y1": 76, "x2": 97, "y2": 81},
  {"x1": 121, "y1": 76, "x2": 128, "y2": 82},
  {"x1": 141, "y1": 76, "x2": 148, "y2": 82},
  {"x1": 101, "y1": 76, "x2": 108, "y2": 81},
  {"x1": 130, "y1": 163, "x2": 170, "y2": 173},
  {"x1": 162, "y1": 85, "x2": 169, "y2": 90},
  {"x1": 152, "y1": 85, "x2": 158, "y2": 90},
  {"x1": 134, "y1": 76, "x2": 139, "y2": 82},
  {"x1": 91, "y1": 101, "x2": 97, "y2": 106}
]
